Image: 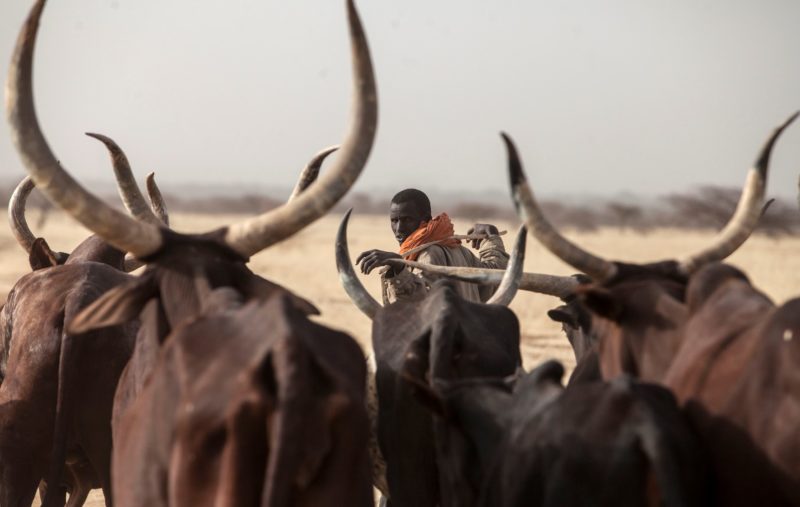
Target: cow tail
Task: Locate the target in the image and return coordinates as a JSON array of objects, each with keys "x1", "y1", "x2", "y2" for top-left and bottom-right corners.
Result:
[{"x1": 41, "y1": 325, "x2": 76, "y2": 507}]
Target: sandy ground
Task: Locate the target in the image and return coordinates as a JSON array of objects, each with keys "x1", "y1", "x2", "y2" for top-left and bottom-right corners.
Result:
[{"x1": 8, "y1": 210, "x2": 799, "y2": 507}]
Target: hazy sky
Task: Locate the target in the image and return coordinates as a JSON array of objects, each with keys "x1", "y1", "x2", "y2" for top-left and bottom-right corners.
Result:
[{"x1": 1, "y1": 1, "x2": 799, "y2": 204}]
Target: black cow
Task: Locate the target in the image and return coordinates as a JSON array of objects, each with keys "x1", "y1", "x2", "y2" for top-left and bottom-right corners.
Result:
[
  {"x1": 403, "y1": 357, "x2": 712, "y2": 507},
  {"x1": 335, "y1": 209, "x2": 527, "y2": 506}
]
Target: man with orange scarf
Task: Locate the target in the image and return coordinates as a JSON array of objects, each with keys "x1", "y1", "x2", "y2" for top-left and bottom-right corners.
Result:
[{"x1": 356, "y1": 188, "x2": 509, "y2": 304}]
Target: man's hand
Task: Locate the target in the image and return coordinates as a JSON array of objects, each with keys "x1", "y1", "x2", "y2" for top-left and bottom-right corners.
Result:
[
  {"x1": 466, "y1": 223, "x2": 500, "y2": 249},
  {"x1": 356, "y1": 249, "x2": 404, "y2": 275}
]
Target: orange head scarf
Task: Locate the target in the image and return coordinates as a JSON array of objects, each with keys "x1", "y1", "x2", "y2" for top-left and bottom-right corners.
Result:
[{"x1": 398, "y1": 213, "x2": 461, "y2": 261}]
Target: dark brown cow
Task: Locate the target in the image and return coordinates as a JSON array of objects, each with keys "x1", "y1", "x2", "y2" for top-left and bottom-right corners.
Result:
[
  {"x1": 111, "y1": 292, "x2": 372, "y2": 507},
  {"x1": 7, "y1": 0, "x2": 377, "y2": 505},
  {"x1": 0, "y1": 261, "x2": 135, "y2": 507},
  {"x1": 403, "y1": 357, "x2": 713, "y2": 507},
  {"x1": 499, "y1": 118, "x2": 800, "y2": 503},
  {"x1": 335, "y1": 210, "x2": 527, "y2": 506},
  {"x1": 1, "y1": 148, "x2": 168, "y2": 506},
  {"x1": 2, "y1": 191, "x2": 133, "y2": 506},
  {"x1": 501, "y1": 113, "x2": 796, "y2": 380},
  {"x1": 661, "y1": 263, "x2": 800, "y2": 503}
]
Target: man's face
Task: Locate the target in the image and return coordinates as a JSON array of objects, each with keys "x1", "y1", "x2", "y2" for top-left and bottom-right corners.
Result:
[{"x1": 390, "y1": 201, "x2": 427, "y2": 245}]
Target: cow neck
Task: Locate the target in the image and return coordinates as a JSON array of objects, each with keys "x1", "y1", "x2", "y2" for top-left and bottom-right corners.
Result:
[
  {"x1": 584, "y1": 265, "x2": 689, "y2": 382},
  {"x1": 64, "y1": 235, "x2": 126, "y2": 270}
]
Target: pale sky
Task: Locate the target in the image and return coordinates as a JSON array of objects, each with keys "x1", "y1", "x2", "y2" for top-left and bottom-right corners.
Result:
[{"x1": 1, "y1": 1, "x2": 799, "y2": 203}]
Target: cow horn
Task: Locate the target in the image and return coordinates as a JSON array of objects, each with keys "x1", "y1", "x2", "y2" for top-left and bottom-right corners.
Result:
[
  {"x1": 677, "y1": 111, "x2": 798, "y2": 274},
  {"x1": 8, "y1": 176, "x2": 37, "y2": 254},
  {"x1": 336, "y1": 209, "x2": 381, "y2": 319},
  {"x1": 85, "y1": 132, "x2": 162, "y2": 226},
  {"x1": 122, "y1": 172, "x2": 169, "y2": 271},
  {"x1": 503, "y1": 132, "x2": 618, "y2": 281},
  {"x1": 384, "y1": 261, "x2": 579, "y2": 299},
  {"x1": 485, "y1": 225, "x2": 527, "y2": 305},
  {"x1": 6, "y1": 0, "x2": 163, "y2": 259},
  {"x1": 145, "y1": 172, "x2": 169, "y2": 226},
  {"x1": 288, "y1": 145, "x2": 340, "y2": 202},
  {"x1": 222, "y1": 0, "x2": 377, "y2": 258}
]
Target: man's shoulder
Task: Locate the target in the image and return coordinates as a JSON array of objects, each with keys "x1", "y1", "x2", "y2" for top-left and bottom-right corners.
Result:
[{"x1": 417, "y1": 243, "x2": 475, "y2": 267}]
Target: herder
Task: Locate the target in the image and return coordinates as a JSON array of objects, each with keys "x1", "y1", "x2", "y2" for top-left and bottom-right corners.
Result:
[{"x1": 356, "y1": 188, "x2": 508, "y2": 303}]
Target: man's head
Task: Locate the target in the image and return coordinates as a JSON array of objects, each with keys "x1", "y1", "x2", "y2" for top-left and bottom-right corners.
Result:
[{"x1": 390, "y1": 189, "x2": 432, "y2": 245}]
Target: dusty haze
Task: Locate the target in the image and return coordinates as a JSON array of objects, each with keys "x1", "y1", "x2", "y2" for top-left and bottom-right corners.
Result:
[{"x1": 1, "y1": 1, "x2": 799, "y2": 200}]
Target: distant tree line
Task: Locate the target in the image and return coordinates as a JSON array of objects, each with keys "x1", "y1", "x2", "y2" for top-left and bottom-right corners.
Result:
[
  {"x1": 334, "y1": 186, "x2": 800, "y2": 237},
  {"x1": 1, "y1": 184, "x2": 798, "y2": 237}
]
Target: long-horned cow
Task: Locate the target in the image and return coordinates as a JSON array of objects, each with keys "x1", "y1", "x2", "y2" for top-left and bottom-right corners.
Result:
[
  {"x1": 7, "y1": 0, "x2": 378, "y2": 505},
  {"x1": 336, "y1": 208, "x2": 529, "y2": 505},
  {"x1": 500, "y1": 119, "x2": 800, "y2": 503},
  {"x1": 1, "y1": 156, "x2": 167, "y2": 507}
]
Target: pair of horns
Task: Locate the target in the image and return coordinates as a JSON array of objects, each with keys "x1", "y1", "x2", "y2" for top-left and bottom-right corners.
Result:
[
  {"x1": 86, "y1": 133, "x2": 169, "y2": 227},
  {"x1": 504, "y1": 112, "x2": 798, "y2": 281},
  {"x1": 335, "y1": 209, "x2": 528, "y2": 319},
  {"x1": 103, "y1": 134, "x2": 337, "y2": 270},
  {"x1": 6, "y1": 0, "x2": 376, "y2": 261},
  {"x1": 90, "y1": 132, "x2": 338, "y2": 226}
]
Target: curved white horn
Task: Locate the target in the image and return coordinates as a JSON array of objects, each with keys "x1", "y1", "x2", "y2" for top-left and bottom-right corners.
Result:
[
  {"x1": 145, "y1": 172, "x2": 169, "y2": 226},
  {"x1": 677, "y1": 112, "x2": 798, "y2": 274},
  {"x1": 335, "y1": 209, "x2": 381, "y2": 319},
  {"x1": 223, "y1": 0, "x2": 378, "y2": 258},
  {"x1": 6, "y1": 0, "x2": 163, "y2": 259},
  {"x1": 485, "y1": 225, "x2": 526, "y2": 305},
  {"x1": 288, "y1": 145, "x2": 340, "y2": 202},
  {"x1": 121, "y1": 173, "x2": 168, "y2": 271},
  {"x1": 384, "y1": 261, "x2": 579, "y2": 300},
  {"x1": 504, "y1": 132, "x2": 618, "y2": 281},
  {"x1": 7, "y1": 176, "x2": 36, "y2": 254}
]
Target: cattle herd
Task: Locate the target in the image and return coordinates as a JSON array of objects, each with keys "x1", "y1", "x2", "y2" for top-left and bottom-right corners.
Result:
[{"x1": 0, "y1": 0, "x2": 798, "y2": 506}]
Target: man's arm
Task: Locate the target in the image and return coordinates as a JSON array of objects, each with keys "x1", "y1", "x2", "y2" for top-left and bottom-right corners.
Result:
[
  {"x1": 466, "y1": 224, "x2": 509, "y2": 302},
  {"x1": 380, "y1": 247, "x2": 449, "y2": 304},
  {"x1": 467, "y1": 223, "x2": 509, "y2": 270}
]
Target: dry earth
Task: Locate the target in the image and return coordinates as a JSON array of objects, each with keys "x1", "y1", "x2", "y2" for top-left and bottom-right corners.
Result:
[{"x1": 7, "y1": 210, "x2": 798, "y2": 507}]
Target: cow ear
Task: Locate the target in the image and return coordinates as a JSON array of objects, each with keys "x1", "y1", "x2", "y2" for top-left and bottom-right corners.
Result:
[
  {"x1": 28, "y1": 237, "x2": 62, "y2": 270},
  {"x1": 578, "y1": 287, "x2": 622, "y2": 321},
  {"x1": 67, "y1": 274, "x2": 158, "y2": 334},
  {"x1": 547, "y1": 305, "x2": 576, "y2": 326}
]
